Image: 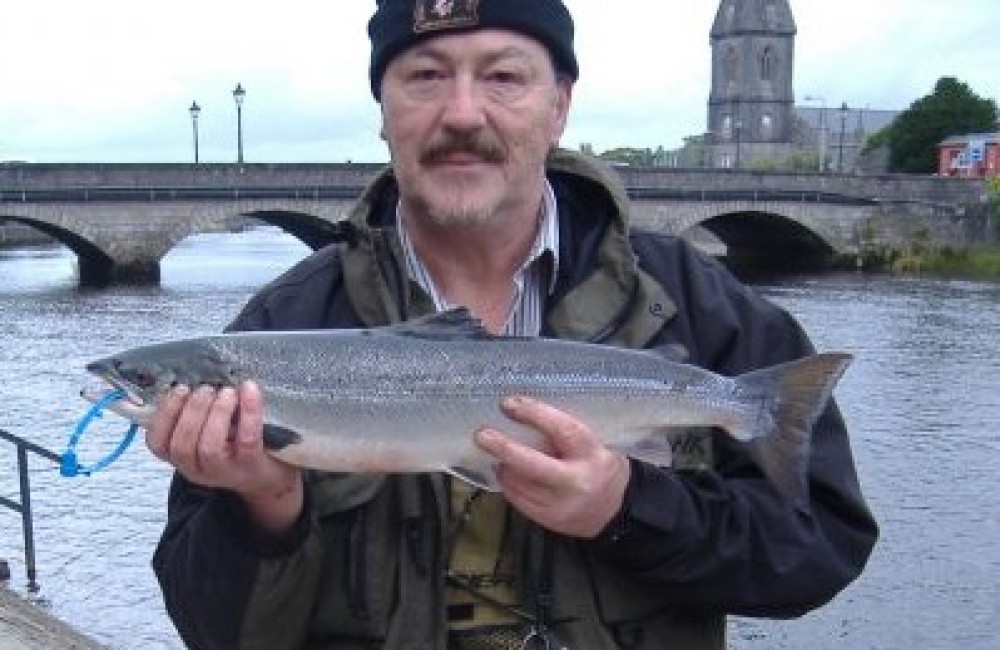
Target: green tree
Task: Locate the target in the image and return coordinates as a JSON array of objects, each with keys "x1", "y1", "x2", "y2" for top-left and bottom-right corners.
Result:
[
  {"x1": 888, "y1": 77, "x2": 997, "y2": 173},
  {"x1": 861, "y1": 125, "x2": 892, "y2": 155},
  {"x1": 598, "y1": 147, "x2": 654, "y2": 166}
]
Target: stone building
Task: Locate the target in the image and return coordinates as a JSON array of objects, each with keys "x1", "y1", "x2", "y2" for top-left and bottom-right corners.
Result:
[
  {"x1": 660, "y1": 0, "x2": 901, "y2": 171},
  {"x1": 707, "y1": 0, "x2": 797, "y2": 169},
  {"x1": 794, "y1": 105, "x2": 900, "y2": 173}
]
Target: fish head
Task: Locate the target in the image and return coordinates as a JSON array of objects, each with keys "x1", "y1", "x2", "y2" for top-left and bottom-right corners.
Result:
[{"x1": 85, "y1": 339, "x2": 239, "y2": 406}]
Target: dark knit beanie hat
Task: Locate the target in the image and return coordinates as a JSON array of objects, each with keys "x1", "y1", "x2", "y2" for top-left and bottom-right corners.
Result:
[{"x1": 368, "y1": 0, "x2": 578, "y2": 100}]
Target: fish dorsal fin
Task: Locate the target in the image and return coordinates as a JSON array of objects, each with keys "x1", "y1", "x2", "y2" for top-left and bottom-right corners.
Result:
[{"x1": 381, "y1": 308, "x2": 495, "y2": 341}]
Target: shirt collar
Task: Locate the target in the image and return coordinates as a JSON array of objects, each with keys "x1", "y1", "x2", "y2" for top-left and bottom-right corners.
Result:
[{"x1": 396, "y1": 180, "x2": 561, "y2": 296}]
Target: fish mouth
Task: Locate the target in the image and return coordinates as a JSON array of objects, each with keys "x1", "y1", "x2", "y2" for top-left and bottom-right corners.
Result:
[
  {"x1": 79, "y1": 381, "x2": 155, "y2": 427},
  {"x1": 80, "y1": 382, "x2": 144, "y2": 409},
  {"x1": 83, "y1": 363, "x2": 145, "y2": 408}
]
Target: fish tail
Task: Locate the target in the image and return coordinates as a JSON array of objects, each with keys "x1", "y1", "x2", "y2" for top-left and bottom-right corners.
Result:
[{"x1": 734, "y1": 353, "x2": 853, "y2": 506}]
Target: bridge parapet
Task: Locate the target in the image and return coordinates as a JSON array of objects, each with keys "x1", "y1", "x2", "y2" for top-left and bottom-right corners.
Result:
[
  {"x1": 0, "y1": 162, "x2": 384, "y2": 190},
  {"x1": 614, "y1": 166, "x2": 986, "y2": 206}
]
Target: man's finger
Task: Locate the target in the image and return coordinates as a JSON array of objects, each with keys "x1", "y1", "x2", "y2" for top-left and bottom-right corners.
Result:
[
  {"x1": 499, "y1": 395, "x2": 598, "y2": 458},
  {"x1": 168, "y1": 386, "x2": 217, "y2": 475},
  {"x1": 146, "y1": 385, "x2": 190, "y2": 459},
  {"x1": 475, "y1": 427, "x2": 566, "y2": 486},
  {"x1": 236, "y1": 381, "x2": 265, "y2": 452},
  {"x1": 196, "y1": 387, "x2": 238, "y2": 472}
]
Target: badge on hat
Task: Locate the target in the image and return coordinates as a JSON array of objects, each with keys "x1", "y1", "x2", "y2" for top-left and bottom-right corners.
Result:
[{"x1": 414, "y1": 0, "x2": 480, "y2": 33}]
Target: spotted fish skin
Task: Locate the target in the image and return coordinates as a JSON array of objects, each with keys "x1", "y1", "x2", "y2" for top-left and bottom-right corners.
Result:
[{"x1": 83, "y1": 309, "x2": 851, "y2": 504}]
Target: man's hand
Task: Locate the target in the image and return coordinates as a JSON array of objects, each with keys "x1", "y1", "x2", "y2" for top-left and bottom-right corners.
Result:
[
  {"x1": 475, "y1": 395, "x2": 630, "y2": 538},
  {"x1": 145, "y1": 381, "x2": 303, "y2": 534}
]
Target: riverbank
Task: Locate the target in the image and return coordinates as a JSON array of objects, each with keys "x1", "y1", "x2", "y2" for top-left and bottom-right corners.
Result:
[
  {"x1": 0, "y1": 586, "x2": 106, "y2": 650},
  {"x1": 889, "y1": 244, "x2": 1000, "y2": 279}
]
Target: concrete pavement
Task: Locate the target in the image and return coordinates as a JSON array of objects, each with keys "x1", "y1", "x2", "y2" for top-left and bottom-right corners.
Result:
[{"x1": 0, "y1": 586, "x2": 106, "y2": 650}]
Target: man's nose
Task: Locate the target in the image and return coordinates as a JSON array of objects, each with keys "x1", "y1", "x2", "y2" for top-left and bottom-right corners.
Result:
[{"x1": 440, "y1": 75, "x2": 488, "y2": 130}]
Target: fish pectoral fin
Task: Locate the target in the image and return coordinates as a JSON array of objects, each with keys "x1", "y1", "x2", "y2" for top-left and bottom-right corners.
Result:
[
  {"x1": 447, "y1": 462, "x2": 502, "y2": 492},
  {"x1": 618, "y1": 427, "x2": 682, "y2": 468},
  {"x1": 262, "y1": 423, "x2": 303, "y2": 451}
]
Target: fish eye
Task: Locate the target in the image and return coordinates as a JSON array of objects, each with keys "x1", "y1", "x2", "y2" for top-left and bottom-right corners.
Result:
[{"x1": 131, "y1": 369, "x2": 158, "y2": 388}]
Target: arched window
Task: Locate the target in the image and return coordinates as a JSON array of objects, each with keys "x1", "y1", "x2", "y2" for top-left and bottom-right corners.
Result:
[
  {"x1": 725, "y1": 46, "x2": 738, "y2": 82},
  {"x1": 721, "y1": 114, "x2": 733, "y2": 139},
  {"x1": 761, "y1": 113, "x2": 774, "y2": 138},
  {"x1": 760, "y1": 46, "x2": 773, "y2": 81}
]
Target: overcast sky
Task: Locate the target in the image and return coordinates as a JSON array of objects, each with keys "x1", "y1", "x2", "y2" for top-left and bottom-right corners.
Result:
[{"x1": 2, "y1": 0, "x2": 997, "y2": 164}]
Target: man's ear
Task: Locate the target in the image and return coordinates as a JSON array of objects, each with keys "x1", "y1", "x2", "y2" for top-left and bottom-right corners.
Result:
[{"x1": 551, "y1": 79, "x2": 574, "y2": 144}]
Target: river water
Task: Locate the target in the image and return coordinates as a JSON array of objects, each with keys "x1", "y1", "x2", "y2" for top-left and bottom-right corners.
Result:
[{"x1": 0, "y1": 229, "x2": 997, "y2": 650}]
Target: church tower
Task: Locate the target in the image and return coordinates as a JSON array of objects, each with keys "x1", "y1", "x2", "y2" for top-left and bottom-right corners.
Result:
[{"x1": 708, "y1": 0, "x2": 797, "y2": 168}]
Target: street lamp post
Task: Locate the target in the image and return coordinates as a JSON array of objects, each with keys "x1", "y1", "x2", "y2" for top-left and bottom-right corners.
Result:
[
  {"x1": 804, "y1": 94, "x2": 827, "y2": 172},
  {"x1": 734, "y1": 118, "x2": 744, "y2": 170},
  {"x1": 837, "y1": 102, "x2": 849, "y2": 173},
  {"x1": 232, "y1": 83, "x2": 246, "y2": 164},
  {"x1": 188, "y1": 101, "x2": 201, "y2": 164}
]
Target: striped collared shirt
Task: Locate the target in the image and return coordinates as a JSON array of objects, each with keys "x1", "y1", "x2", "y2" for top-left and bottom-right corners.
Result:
[{"x1": 397, "y1": 181, "x2": 560, "y2": 337}]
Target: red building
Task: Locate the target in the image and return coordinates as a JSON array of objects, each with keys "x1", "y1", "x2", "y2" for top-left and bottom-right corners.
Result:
[{"x1": 938, "y1": 132, "x2": 1000, "y2": 178}]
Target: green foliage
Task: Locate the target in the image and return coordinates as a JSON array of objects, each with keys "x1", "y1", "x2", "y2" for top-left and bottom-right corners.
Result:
[
  {"x1": 597, "y1": 147, "x2": 655, "y2": 166},
  {"x1": 748, "y1": 150, "x2": 820, "y2": 172},
  {"x1": 988, "y1": 177, "x2": 1000, "y2": 230},
  {"x1": 887, "y1": 77, "x2": 998, "y2": 173},
  {"x1": 861, "y1": 126, "x2": 892, "y2": 155},
  {"x1": 916, "y1": 246, "x2": 1000, "y2": 278},
  {"x1": 987, "y1": 177, "x2": 1000, "y2": 203}
]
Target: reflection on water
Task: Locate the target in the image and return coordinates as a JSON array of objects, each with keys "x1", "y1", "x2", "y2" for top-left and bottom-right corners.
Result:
[{"x1": 1, "y1": 232, "x2": 998, "y2": 650}]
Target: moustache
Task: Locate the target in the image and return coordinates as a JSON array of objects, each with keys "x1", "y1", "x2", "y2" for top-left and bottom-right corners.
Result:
[{"x1": 421, "y1": 136, "x2": 505, "y2": 164}]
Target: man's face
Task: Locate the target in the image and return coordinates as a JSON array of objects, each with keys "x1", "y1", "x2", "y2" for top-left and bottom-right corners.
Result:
[{"x1": 379, "y1": 29, "x2": 572, "y2": 227}]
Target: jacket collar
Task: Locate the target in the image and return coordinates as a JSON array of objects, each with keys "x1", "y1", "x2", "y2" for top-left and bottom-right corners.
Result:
[{"x1": 340, "y1": 149, "x2": 676, "y2": 348}]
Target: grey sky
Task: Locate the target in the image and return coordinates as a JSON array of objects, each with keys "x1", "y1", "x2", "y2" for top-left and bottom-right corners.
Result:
[{"x1": 2, "y1": 0, "x2": 997, "y2": 163}]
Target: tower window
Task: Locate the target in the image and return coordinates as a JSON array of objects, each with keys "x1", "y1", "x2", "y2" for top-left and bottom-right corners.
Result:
[
  {"x1": 725, "y1": 46, "x2": 738, "y2": 82},
  {"x1": 765, "y1": 1, "x2": 778, "y2": 27},
  {"x1": 760, "y1": 46, "x2": 773, "y2": 81},
  {"x1": 761, "y1": 113, "x2": 774, "y2": 138}
]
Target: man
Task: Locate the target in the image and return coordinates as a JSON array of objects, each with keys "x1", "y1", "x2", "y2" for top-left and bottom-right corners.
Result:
[{"x1": 148, "y1": 1, "x2": 878, "y2": 648}]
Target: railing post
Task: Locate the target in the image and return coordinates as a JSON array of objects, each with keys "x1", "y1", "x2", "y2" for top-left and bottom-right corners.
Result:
[
  {"x1": 1, "y1": 429, "x2": 62, "y2": 592},
  {"x1": 17, "y1": 445, "x2": 40, "y2": 593}
]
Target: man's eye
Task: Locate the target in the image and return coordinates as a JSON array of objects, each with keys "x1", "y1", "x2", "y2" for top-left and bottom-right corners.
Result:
[
  {"x1": 409, "y1": 69, "x2": 444, "y2": 82},
  {"x1": 483, "y1": 70, "x2": 530, "y2": 102},
  {"x1": 488, "y1": 71, "x2": 523, "y2": 85}
]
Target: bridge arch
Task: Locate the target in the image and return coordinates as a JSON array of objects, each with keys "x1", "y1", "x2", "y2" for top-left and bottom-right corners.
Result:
[
  {"x1": 1, "y1": 197, "x2": 354, "y2": 286},
  {"x1": 0, "y1": 215, "x2": 123, "y2": 284},
  {"x1": 686, "y1": 206, "x2": 839, "y2": 273},
  {"x1": 235, "y1": 209, "x2": 347, "y2": 250}
]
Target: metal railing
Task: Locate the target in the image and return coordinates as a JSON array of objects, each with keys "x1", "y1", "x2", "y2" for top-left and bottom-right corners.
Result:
[{"x1": 1, "y1": 428, "x2": 61, "y2": 592}]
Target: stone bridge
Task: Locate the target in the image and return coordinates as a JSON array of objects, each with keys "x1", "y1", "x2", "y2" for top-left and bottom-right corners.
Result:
[{"x1": 0, "y1": 162, "x2": 987, "y2": 285}]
